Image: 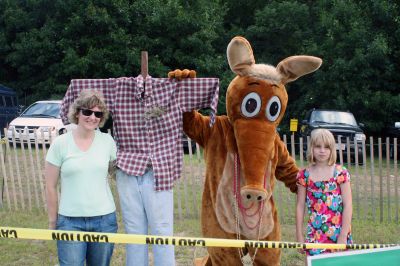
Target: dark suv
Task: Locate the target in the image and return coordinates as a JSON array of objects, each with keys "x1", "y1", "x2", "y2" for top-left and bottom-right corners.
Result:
[{"x1": 300, "y1": 109, "x2": 366, "y2": 164}]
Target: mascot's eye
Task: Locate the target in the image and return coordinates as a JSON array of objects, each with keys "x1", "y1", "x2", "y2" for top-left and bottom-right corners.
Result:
[
  {"x1": 265, "y1": 96, "x2": 281, "y2": 122},
  {"x1": 241, "y1": 92, "x2": 261, "y2": 118}
]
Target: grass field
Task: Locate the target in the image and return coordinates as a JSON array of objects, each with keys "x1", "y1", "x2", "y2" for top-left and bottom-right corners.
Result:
[
  {"x1": 1, "y1": 209, "x2": 399, "y2": 266},
  {"x1": 0, "y1": 148, "x2": 399, "y2": 265}
]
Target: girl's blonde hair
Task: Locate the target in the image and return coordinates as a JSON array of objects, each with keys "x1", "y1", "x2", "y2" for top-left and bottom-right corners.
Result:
[
  {"x1": 307, "y1": 128, "x2": 337, "y2": 165},
  {"x1": 67, "y1": 90, "x2": 109, "y2": 127}
]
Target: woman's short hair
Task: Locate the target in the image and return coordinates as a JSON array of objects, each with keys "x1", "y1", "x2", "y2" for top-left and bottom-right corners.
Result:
[
  {"x1": 307, "y1": 128, "x2": 337, "y2": 165},
  {"x1": 67, "y1": 90, "x2": 109, "y2": 127}
]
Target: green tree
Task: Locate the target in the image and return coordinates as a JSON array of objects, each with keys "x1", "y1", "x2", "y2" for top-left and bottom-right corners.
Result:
[
  {"x1": 0, "y1": 0, "x2": 226, "y2": 102},
  {"x1": 244, "y1": 0, "x2": 400, "y2": 135},
  {"x1": 1, "y1": 0, "x2": 399, "y2": 134}
]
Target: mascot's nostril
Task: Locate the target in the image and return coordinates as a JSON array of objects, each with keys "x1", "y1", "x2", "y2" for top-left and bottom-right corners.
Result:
[{"x1": 246, "y1": 194, "x2": 251, "y2": 199}]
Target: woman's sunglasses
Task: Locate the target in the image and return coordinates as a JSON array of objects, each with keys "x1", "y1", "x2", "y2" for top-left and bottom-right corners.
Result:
[{"x1": 80, "y1": 108, "x2": 104, "y2": 118}]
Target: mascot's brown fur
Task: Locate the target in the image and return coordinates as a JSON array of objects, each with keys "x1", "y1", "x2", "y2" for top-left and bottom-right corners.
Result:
[{"x1": 172, "y1": 36, "x2": 322, "y2": 265}]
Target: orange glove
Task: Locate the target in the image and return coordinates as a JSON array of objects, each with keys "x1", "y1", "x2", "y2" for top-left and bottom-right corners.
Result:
[{"x1": 168, "y1": 69, "x2": 196, "y2": 80}]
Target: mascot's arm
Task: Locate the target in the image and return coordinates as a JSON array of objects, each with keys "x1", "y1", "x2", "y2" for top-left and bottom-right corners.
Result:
[
  {"x1": 275, "y1": 137, "x2": 299, "y2": 193},
  {"x1": 183, "y1": 110, "x2": 211, "y2": 147}
]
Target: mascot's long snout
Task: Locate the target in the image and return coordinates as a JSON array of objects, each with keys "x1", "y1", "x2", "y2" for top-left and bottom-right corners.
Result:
[{"x1": 234, "y1": 119, "x2": 275, "y2": 203}]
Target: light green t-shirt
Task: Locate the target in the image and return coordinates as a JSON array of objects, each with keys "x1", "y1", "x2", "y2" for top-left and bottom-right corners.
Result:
[{"x1": 46, "y1": 130, "x2": 117, "y2": 217}]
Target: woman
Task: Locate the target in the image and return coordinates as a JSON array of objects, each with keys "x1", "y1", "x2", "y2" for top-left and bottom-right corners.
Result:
[{"x1": 45, "y1": 90, "x2": 117, "y2": 266}]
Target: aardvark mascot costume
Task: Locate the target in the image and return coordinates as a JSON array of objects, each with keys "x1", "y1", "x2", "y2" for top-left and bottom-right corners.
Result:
[{"x1": 182, "y1": 37, "x2": 322, "y2": 265}]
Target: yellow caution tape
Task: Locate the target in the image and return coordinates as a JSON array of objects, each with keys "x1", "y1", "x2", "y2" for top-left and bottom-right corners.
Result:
[{"x1": 0, "y1": 227, "x2": 398, "y2": 250}]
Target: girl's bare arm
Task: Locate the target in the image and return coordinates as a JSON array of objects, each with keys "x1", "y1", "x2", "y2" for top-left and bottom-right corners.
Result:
[
  {"x1": 338, "y1": 181, "x2": 353, "y2": 244},
  {"x1": 296, "y1": 185, "x2": 307, "y2": 253}
]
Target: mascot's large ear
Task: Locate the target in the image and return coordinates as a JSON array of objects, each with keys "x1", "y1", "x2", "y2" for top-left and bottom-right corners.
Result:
[
  {"x1": 276, "y1": 56, "x2": 322, "y2": 84},
  {"x1": 227, "y1": 36, "x2": 255, "y2": 76}
]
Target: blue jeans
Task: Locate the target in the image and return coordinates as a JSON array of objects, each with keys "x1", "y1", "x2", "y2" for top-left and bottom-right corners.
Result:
[
  {"x1": 56, "y1": 212, "x2": 118, "y2": 266},
  {"x1": 116, "y1": 169, "x2": 175, "y2": 266}
]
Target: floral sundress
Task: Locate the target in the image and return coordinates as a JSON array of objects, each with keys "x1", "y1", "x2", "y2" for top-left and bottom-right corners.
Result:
[{"x1": 297, "y1": 164, "x2": 353, "y2": 256}]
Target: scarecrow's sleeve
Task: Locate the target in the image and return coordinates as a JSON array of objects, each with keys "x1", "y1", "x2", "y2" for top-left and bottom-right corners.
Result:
[
  {"x1": 176, "y1": 78, "x2": 219, "y2": 127},
  {"x1": 274, "y1": 137, "x2": 299, "y2": 193}
]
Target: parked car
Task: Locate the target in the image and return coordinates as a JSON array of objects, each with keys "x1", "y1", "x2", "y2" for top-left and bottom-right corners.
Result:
[
  {"x1": 0, "y1": 84, "x2": 19, "y2": 137},
  {"x1": 300, "y1": 109, "x2": 366, "y2": 164},
  {"x1": 6, "y1": 100, "x2": 75, "y2": 144}
]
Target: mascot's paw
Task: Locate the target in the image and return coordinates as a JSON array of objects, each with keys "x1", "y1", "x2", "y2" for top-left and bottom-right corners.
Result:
[{"x1": 168, "y1": 69, "x2": 196, "y2": 80}]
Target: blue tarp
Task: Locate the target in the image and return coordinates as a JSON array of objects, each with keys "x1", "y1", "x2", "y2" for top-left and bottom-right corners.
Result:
[{"x1": 0, "y1": 84, "x2": 17, "y2": 95}]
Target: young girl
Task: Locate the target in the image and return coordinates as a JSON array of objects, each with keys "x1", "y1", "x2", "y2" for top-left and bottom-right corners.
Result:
[{"x1": 296, "y1": 128, "x2": 353, "y2": 257}]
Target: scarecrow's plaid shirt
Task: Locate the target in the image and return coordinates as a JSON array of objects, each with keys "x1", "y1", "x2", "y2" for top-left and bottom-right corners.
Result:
[{"x1": 61, "y1": 75, "x2": 219, "y2": 191}]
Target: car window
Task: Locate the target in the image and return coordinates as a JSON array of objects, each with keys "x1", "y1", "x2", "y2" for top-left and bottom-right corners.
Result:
[
  {"x1": 311, "y1": 111, "x2": 357, "y2": 126},
  {"x1": 21, "y1": 102, "x2": 60, "y2": 118}
]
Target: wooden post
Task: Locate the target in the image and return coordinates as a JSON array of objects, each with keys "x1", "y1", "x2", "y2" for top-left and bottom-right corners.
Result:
[
  {"x1": 19, "y1": 131, "x2": 32, "y2": 211},
  {"x1": 369, "y1": 137, "x2": 375, "y2": 221},
  {"x1": 386, "y1": 137, "x2": 391, "y2": 222},
  {"x1": 141, "y1": 51, "x2": 148, "y2": 78},
  {"x1": 354, "y1": 138, "x2": 360, "y2": 219},
  {"x1": 26, "y1": 132, "x2": 40, "y2": 209},
  {"x1": 394, "y1": 138, "x2": 398, "y2": 223},
  {"x1": 338, "y1": 136, "x2": 343, "y2": 166},
  {"x1": 346, "y1": 137, "x2": 351, "y2": 168},
  {"x1": 12, "y1": 130, "x2": 25, "y2": 210},
  {"x1": 299, "y1": 137, "x2": 304, "y2": 168},
  {"x1": 187, "y1": 137, "x2": 199, "y2": 218},
  {"x1": 290, "y1": 133, "x2": 295, "y2": 159},
  {"x1": 378, "y1": 137, "x2": 383, "y2": 222},
  {"x1": 0, "y1": 139, "x2": 11, "y2": 210},
  {"x1": 33, "y1": 130, "x2": 46, "y2": 210},
  {"x1": 280, "y1": 134, "x2": 287, "y2": 223},
  {"x1": 4, "y1": 128, "x2": 17, "y2": 210},
  {"x1": 362, "y1": 139, "x2": 368, "y2": 221}
]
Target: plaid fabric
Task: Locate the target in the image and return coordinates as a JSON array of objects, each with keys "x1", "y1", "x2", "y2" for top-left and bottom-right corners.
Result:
[{"x1": 61, "y1": 75, "x2": 219, "y2": 191}]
